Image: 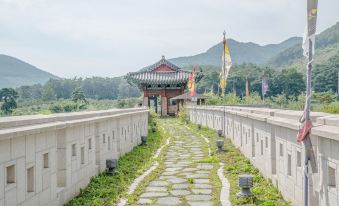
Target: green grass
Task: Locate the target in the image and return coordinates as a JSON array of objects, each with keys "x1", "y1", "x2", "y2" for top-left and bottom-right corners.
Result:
[
  {"x1": 218, "y1": 138, "x2": 290, "y2": 206},
  {"x1": 66, "y1": 121, "x2": 166, "y2": 206},
  {"x1": 186, "y1": 121, "x2": 290, "y2": 206}
]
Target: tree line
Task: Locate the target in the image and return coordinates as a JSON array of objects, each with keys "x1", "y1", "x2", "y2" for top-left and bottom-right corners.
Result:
[
  {"x1": 15, "y1": 76, "x2": 140, "y2": 101},
  {"x1": 196, "y1": 60, "x2": 339, "y2": 100}
]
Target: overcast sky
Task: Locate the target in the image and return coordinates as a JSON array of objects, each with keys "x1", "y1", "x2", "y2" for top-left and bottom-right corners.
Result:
[{"x1": 1, "y1": 0, "x2": 339, "y2": 78}]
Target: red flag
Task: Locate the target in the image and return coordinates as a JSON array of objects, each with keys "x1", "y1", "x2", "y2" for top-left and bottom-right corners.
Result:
[{"x1": 297, "y1": 120, "x2": 313, "y2": 143}]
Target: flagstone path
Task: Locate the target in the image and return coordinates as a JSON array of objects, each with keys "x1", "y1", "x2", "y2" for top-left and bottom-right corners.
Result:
[{"x1": 132, "y1": 119, "x2": 223, "y2": 206}]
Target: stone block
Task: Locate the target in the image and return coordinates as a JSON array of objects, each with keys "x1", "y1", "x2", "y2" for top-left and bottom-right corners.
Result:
[
  {"x1": 42, "y1": 171, "x2": 51, "y2": 190},
  {"x1": 46, "y1": 132, "x2": 57, "y2": 149},
  {"x1": 49, "y1": 173, "x2": 57, "y2": 201},
  {"x1": 25, "y1": 135, "x2": 36, "y2": 164},
  {"x1": 319, "y1": 137, "x2": 331, "y2": 158},
  {"x1": 39, "y1": 187, "x2": 51, "y2": 206},
  {"x1": 11, "y1": 136, "x2": 25, "y2": 159},
  {"x1": 5, "y1": 188, "x2": 17, "y2": 206},
  {"x1": 0, "y1": 139, "x2": 10, "y2": 163},
  {"x1": 0, "y1": 164, "x2": 4, "y2": 200},
  {"x1": 16, "y1": 158, "x2": 26, "y2": 204},
  {"x1": 22, "y1": 195, "x2": 39, "y2": 206},
  {"x1": 35, "y1": 152, "x2": 43, "y2": 193},
  {"x1": 35, "y1": 133, "x2": 46, "y2": 152}
]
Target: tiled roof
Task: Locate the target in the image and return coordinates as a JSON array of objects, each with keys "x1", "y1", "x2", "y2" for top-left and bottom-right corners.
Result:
[
  {"x1": 144, "y1": 56, "x2": 181, "y2": 72},
  {"x1": 126, "y1": 71, "x2": 192, "y2": 85},
  {"x1": 125, "y1": 56, "x2": 203, "y2": 86}
]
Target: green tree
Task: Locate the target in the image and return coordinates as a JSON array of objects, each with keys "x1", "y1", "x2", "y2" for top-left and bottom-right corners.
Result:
[
  {"x1": 42, "y1": 86, "x2": 56, "y2": 101},
  {"x1": 269, "y1": 68, "x2": 305, "y2": 99},
  {"x1": 313, "y1": 64, "x2": 339, "y2": 93},
  {"x1": 0, "y1": 88, "x2": 19, "y2": 114},
  {"x1": 71, "y1": 87, "x2": 87, "y2": 103}
]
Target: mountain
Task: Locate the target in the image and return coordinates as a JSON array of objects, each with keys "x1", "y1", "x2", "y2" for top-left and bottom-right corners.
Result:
[
  {"x1": 0, "y1": 55, "x2": 59, "y2": 88},
  {"x1": 169, "y1": 37, "x2": 301, "y2": 67},
  {"x1": 268, "y1": 22, "x2": 339, "y2": 69}
]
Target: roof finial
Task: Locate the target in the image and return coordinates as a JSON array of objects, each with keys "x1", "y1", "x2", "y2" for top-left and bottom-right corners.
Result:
[
  {"x1": 223, "y1": 30, "x2": 226, "y2": 42},
  {"x1": 162, "y1": 55, "x2": 165, "y2": 59}
]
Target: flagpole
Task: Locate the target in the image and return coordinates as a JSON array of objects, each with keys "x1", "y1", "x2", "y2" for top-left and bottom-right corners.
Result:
[
  {"x1": 302, "y1": 38, "x2": 314, "y2": 206},
  {"x1": 223, "y1": 31, "x2": 226, "y2": 137}
]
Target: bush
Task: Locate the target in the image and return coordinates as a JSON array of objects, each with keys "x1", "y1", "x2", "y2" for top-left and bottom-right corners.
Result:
[
  {"x1": 205, "y1": 93, "x2": 221, "y2": 105},
  {"x1": 63, "y1": 101, "x2": 78, "y2": 112},
  {"x1": 178, "y1": 106, "x2": 188, "y2": 122},
  {"x1": 49, "y1": 104, "x2": 63, "y2": 113},
  {"x1": 225, "y1": 93, "x2": 241, "y2": 105},
  {"x1": 148, "y1": 109, "x2": 160, "y2": 124},
  {"x1": 321, "y1": 102, "x2": 339, "y2": 113},
  {"x1": 48, "y1": 100, "x2": 79, "y2": 113},
  {"x1": 314, "y1": 91, "x2": 335, "y2": 104},
  {"x1": 241, "y1": 92, "x2": 263, "y2": 105}
]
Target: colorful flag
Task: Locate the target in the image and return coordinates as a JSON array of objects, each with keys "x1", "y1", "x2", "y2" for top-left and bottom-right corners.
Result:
[
  {"x1": 188, "y1": 68, "x2": 196, "y2": 97},
  {"x1": 245, "y1": 78, "x2": 249, "y2": 97},
  {"x1": 219, "y1": 31, "x2": 232, "y2": 97},
  {"x1": 261, "y1": 76, "x2": 269, "y2": 96},
  {"x1": 302, "y1": 0, "x2": 318, "y2": 60}
]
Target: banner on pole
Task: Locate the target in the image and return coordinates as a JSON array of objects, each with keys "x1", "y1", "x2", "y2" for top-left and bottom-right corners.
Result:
[
  {"x1": 219, "y1": 31, "x2": 232, "y2": 97},
  {"x1": 302, "y1": 0, "x2": 318, "y2": 60}
]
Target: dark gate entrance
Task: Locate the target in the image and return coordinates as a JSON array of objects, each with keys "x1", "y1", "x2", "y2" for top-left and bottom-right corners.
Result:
[{"x1": 148, "y1": 95, "x2": 160, "y2": 114}]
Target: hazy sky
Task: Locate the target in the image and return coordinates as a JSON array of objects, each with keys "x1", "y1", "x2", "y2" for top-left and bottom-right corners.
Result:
[{"x1": 1, "y1": 0, "x2": 339, "y2": 78}]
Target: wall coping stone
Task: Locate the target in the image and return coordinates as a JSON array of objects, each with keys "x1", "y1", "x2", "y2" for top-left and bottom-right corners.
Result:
[
  {"x1": 311, "y1": 125, "x2": 339, "y2": 141},
  {"x1": 316, "y1": 115, "x2": 339, "y2": 126},
  {"x1": 267, "y1": 116, "x2": 300, "y2": 130},
  {"x1": 235, "y1": 111, "x2": 249, "y2": 118},
  {"x1": 246, "y1": 113, "x2": 267, "y2": 122},
  {"x1": 0, "y1": 109, "x2": 148, "y2": 140},
  {"x1": 0, "y1": 107, "x2": 147, "y2": 129}
]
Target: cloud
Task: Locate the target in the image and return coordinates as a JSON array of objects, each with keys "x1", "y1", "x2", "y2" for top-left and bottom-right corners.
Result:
[{"x1": 0, "y1": 0, "x2": 338, "y2": 77}]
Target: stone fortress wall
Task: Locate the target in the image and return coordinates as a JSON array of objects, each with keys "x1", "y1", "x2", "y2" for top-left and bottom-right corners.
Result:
[
  {"x1": 0, "y1": 107, "x2": 148, "y2": 206},
  {"x1": 187, "y1": 105, "x2": 339, "y2": 206}
]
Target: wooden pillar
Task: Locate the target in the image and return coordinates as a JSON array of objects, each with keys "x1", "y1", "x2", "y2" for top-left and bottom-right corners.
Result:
[
  {"x1": 161, "y1": 96, "x2": 167, "y2": 116},
  {"x1": 143, "y1": 96, "x2": 149, "y2": 107}
]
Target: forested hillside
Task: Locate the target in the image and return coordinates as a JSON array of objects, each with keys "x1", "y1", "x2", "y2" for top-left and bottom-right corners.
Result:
[
  {"x1": 268, "y1": 22, "x2": 339, "y2": 70},
  {"x1": 170, "y1": 37, "x2": 301, "y2": 67},
  {"x1": 0, "y1": 55, "x2": 59, "y2": 88}
]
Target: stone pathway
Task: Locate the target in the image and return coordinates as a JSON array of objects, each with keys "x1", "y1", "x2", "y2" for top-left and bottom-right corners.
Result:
[{"x1": 134, "y1": 121, "x2": 217, "y2": 206}]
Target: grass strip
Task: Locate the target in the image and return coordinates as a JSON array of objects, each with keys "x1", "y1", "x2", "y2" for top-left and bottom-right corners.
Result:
[
  {"x1": 66, "y1": 120, "x2": 165, "y2": 206},
  {"x1": 185, "y1": 121, "x2": 290, "y2": 206}
]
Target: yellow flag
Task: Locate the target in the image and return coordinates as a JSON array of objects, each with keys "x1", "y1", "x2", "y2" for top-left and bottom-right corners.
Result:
[{"x1": 219, "y1": 31, "x2": 232, "y2": 97}]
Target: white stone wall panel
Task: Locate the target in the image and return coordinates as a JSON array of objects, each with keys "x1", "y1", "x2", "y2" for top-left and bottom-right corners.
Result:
[{"x1": 0, "y1": 108, "x2": 148, "y2": 206}]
